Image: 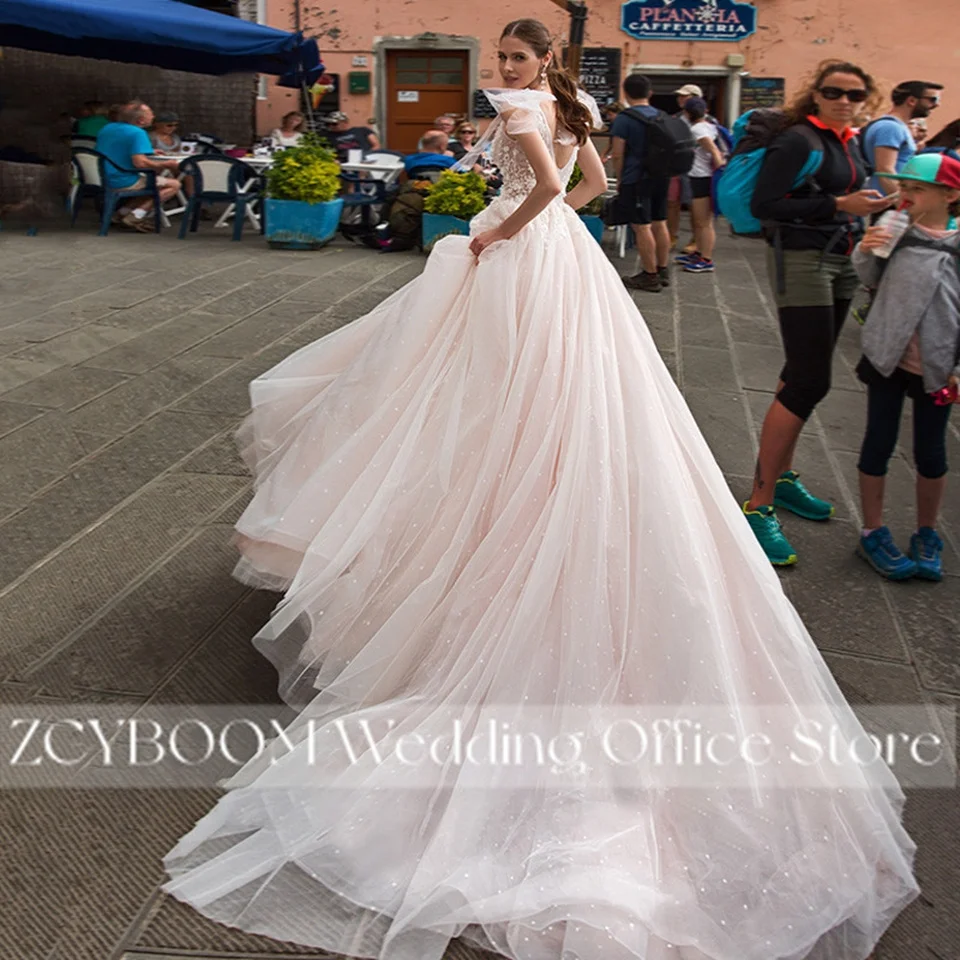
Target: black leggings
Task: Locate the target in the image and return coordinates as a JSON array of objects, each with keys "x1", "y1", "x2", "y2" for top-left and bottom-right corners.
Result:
[
  {"x1": 857, "y1": 365, "x2": 953, "y2": 479},
  {"x1": 776, "y1": 300, "x2": 851, "y2": 421}
]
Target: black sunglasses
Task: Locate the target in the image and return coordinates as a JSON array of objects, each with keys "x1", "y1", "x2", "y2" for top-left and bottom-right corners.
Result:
[{"x1": 818, "y1": 86, "x2": 869, "y2": 103}]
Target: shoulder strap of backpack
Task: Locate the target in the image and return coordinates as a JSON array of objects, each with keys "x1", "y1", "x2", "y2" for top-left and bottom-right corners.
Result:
[
  {"x1": 894, "y1": 234, "x2": 960, "y2": 260},
  {"x1": 786, "y1": 124, "x2": 825, "y2": 191},
  {"x1": 860, "y1": 115, "x2": 896, "y2": 143},
  {"x1": 875, "y1": 233, "x2": 960, "y2": 286},
  {"x1": 621, "y1": 106, "x2": 659, "y2": 126},
  {"x1": 794, "y1": 124, "x2": 823, "y2": 162}
]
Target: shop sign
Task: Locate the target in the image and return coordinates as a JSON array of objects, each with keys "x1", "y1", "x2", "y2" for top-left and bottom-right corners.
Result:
[{"x1": 621, "y1": 0, "x2": 758, "y2": 43}]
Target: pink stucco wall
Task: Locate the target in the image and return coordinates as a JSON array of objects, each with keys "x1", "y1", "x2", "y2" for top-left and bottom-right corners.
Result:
[{"x1": 257, "y1": 0, "x2": 957, "y2": 140}]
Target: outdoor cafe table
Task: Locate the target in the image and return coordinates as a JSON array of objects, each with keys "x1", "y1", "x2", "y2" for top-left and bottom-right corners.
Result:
[
  {"x1": 154, "y1": 154, "x2": 272, "y2": 229},
  {"x1": 339, "y1": 159, "x2": 405, "y2": 185}
]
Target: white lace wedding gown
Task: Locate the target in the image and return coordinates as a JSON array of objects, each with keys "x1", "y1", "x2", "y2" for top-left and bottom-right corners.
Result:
[{"x1": 163, "y1": 91, "x2": 918, "y2": 960}]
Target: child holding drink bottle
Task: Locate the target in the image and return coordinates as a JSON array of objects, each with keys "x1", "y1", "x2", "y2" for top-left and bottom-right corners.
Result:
[{"x1": 853, "y1": 151, "x2": 960, "y2": 581}]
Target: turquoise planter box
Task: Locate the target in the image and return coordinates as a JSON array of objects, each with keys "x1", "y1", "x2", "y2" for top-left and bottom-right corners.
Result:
[
  {"x1": 264, "y1": 197, "x2": 343, "y2": 249},
  {"x1": 580, "y1": 214, "x2": 604, "y2": 244},
  {"x1": 422, "y1": 212, "x2": 471, "y2": 252}
]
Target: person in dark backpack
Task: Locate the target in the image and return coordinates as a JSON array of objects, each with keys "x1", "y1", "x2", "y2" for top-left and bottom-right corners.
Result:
[
  {"x1": 852, "y1": 151, "x2": 960, "y2": 581},
  {"x1": 608, "y1": 73, "x2": 673, "y2": 292},
  {"x1": 742, "y1": 60, "x2": 896, "y2": 567}
]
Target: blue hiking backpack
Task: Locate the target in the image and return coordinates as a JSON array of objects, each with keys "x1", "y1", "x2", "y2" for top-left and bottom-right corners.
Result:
[
  {"x1": 716, "y1": 109, "x2": 824, "y2": 236},
  {"x1": 713, "y1": 121, "x2": 734, "y2": 158}
]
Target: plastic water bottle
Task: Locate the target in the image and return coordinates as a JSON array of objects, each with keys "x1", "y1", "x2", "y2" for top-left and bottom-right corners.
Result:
[{"x1": 871, "y1": 206, "x2": 911, "y2": 258}]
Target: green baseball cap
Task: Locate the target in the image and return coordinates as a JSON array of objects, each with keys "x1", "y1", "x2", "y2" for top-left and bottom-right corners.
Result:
[{"x1": 885, "y1": 152, "x2": 960, "y2": 189}]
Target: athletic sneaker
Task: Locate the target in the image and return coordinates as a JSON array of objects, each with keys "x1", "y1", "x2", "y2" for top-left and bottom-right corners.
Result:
[
  {"x1": 743, "y1": 502, "x2": 797, "y2": 566},
  {"x1": 774, "y1": 470, "x2": 835, "y2": 521},
  {"x1": 683, "y1": 257, "x2": 715, "y2": 274},
  {"x1": 674, "y1": 251, "x2": 698, "y2": 265},
  {"x1": 857, "y1": 527, "x2": 917, "y2": 580},
  {"x1": 910, "y1": 526, "x2": 944, "y2": 581},
  {"x1": 623, "y1": 272, "x2": 661, "y2": 292},
  {"x1": 658, "y1": 267, "x2": 671, "y2": 287}
]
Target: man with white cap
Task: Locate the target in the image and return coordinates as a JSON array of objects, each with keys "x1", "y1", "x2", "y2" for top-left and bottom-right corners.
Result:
[
  {"x1": 668, "y1": 84, "x2": 705, "y2": 253},
  {"x1": 674, "y1": 83, "x2": 703, "y2": 107}
]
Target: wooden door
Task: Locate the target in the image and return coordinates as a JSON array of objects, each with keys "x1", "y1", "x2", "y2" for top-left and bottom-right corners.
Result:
[{"x1": 386, "y1": 50, "x2": 468, "y2": 152}]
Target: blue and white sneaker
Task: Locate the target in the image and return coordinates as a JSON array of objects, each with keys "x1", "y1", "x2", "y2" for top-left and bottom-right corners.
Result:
[
  {"x1": 683, "y1": 256, "x2": 716, "y2": 274},
  {"x1": 910, "y1": 527, "x2": 944, "y2": 581},
  {"x1": 674, "y1": 251, "x2": 698, "y2": 265},
  {"x1": 856, "y1": 527, "x2": 917, "y2": 580}
]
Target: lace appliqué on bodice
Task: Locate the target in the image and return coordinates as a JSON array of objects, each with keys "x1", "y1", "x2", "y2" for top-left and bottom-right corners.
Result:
[
  {"x1": 491, "y1": 107, "x2": 579, "y2": 203},
  {"x1": 466, "y1": 88, "x2": 601, "y2": 240}
]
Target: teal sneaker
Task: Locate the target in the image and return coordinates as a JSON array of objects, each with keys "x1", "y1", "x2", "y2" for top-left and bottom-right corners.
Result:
[
  {"x1": 743, "y1": 502, "x2": 798, "y2": 566},
  {"x1": 774, "y1": 470, "x2": 835, "y2": 521},
  {"x1": 857, "y1": 527, "x2": 917, "y2": 580},
  {"x1": 910, "y1": 527, "x2": 944, "y2": 581}
]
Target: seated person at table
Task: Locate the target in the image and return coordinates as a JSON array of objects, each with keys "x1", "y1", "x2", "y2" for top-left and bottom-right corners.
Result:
[
  {"x1": 75, "y1": 101, "x2": 110, "y2": 138},
  {"x1": 150, "y1": 111, "x2": 182, "y2": 153},
  {"x1": 96, "y1": 102, "x2": 181, "y2": 232},
  {"x1": 447, "y1": 120, "x2": 478, "y2": 161},
  {"x1": 328, "y1": 111, "x2": 380, "y2": 160},
  {"x1": 404, "y1": 131, "x2": 457, "y2": 179},
  {"x1": 270, "y1": 111, "x2": 306, "y2": 148}
]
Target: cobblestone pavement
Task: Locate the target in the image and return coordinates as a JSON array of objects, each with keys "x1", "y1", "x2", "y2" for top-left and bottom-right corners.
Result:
[{"x1": 0, "y1": 222, "x2": 956, "y2": 960}]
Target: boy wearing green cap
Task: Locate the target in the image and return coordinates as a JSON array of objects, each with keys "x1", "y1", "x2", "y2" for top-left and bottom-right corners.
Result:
[{"x1": 853, "y1": 151, "x2": 960, "y2": 581}]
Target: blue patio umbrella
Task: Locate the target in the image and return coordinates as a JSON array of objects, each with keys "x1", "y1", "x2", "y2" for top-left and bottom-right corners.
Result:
[{"x1": 0, "y1": 0, "x2": 322, "y2": 85}]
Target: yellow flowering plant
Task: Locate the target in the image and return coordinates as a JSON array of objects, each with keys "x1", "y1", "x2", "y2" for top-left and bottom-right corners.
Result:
[
  {"x1": 423, "y1": 170, "x2": 488, "y2": 219},
  {"x1": 266, "y1": 133, "x2": 342, "y2": 204}
]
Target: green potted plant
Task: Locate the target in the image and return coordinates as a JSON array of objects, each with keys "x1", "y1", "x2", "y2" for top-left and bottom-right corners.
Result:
[
  {"x1": 567, "y1": 163, "x2": 606, "y2": 244},
  {"x1": 422, "y1": 170, "x2": 488, "y2": 251},
  {"x1": 264, "y1": 133, "x2": 343, "y2": 249}
]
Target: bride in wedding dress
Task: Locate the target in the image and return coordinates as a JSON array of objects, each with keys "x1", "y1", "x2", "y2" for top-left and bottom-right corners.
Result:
[{"x1": 164, "y1": 19, "x2": 918, "y2": 960}]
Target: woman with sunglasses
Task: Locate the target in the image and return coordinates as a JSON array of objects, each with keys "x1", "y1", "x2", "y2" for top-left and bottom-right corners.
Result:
[
  {"x1": 743, "y1": 61, "x2": 897, "y2": 566},
  {"x1": 449, "y1": 120, "x2": 478, "y2": 160}
]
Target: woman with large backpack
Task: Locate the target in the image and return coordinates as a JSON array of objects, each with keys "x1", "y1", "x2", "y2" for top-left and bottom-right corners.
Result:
[{"x1": 742, "y1": 61, "x2": 897, "y2": 566}]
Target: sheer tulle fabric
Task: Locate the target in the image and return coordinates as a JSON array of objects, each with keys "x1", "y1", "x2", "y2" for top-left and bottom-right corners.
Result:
[{"x1": 164, "y1": 93, "x2": 918, "y2": 960}]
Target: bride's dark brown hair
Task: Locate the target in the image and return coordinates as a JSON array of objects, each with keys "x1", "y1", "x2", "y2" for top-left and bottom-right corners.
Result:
[{"x1": 500, "y1": 19, "x2": 592, "y2": 145}]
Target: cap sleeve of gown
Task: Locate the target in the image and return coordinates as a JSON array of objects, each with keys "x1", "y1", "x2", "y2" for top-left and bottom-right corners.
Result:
[{"x1": 482, "y1": 88, "x2": 555, "y2": 137}]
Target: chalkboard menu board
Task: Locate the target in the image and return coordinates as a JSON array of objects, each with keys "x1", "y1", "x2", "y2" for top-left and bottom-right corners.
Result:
[
  {"x1": 740, "y1": 77, "x2": 786, "y2": 112},
  {"x1": 472, "y1": 89, "x2": 498, "y2": 119},
  {"x1": 566, "y1": 47, "x2": 623, "y2": 106}
]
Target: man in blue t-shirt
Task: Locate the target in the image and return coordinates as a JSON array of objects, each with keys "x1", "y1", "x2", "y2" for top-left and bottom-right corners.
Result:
[
  {"x1": 862, "y1": 80, "x2": 944, "y2": 195},
  {"x1": 404, "y1": 130, "x2": 458, "y2": 178},
  {"x1": 608, "y1": 74, "x2": 670, "y2": 293},
  {"x1": 95, "y1": 102, "x2": 181, "y2": 231}
]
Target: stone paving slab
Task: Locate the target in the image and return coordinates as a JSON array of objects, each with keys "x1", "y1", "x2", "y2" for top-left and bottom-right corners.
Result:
[{"x1": 0, "y1": 222, "x2": 956, "y2": 960}]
